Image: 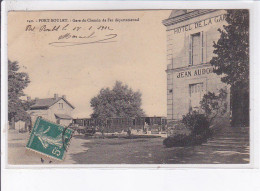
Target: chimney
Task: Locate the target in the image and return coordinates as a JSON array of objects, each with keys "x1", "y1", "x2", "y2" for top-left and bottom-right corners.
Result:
[
  {"x1": 62, "y1": 95, "x2": 66, "y2": 99},
  {"x1": 54, "y1": 94, "x2": 59, "y2": 100},
  {"x1": 27, "y1": 96, "x2": 31, "y2": 101}
]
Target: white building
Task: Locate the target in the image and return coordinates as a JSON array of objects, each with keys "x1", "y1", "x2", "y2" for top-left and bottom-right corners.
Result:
[
  {"x1": 29, "y1": 94, "x2": 75, "y2": 126},
  {"x1": 163, "y1": 10, "x2": 230, "y2": 121}
]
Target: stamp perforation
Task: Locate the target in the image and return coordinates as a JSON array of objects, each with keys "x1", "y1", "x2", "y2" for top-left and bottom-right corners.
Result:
[{"x1": 25, "y1": 117, "x2": 74, "y2": 162}]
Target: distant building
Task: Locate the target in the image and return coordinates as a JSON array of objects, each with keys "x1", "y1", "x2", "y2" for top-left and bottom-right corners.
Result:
[
  {"x1": 162, "y1": 10, "x2": 231, "y2": 121},
  {"x1": 14, "y1": 120, "x2": 26, "y2": 131},
  {"x1": 29, "y1": 94, "x2": 75, "y2": 126}
]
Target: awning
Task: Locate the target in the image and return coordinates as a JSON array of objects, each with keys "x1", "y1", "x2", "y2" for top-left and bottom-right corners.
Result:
[{"x1": 55, "y1": 114, "x2": 72, "y2": 120}]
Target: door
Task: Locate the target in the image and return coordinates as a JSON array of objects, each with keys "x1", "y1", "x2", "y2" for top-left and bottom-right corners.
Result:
[{"x1": 189, "y1": 83, "x2": 204, "y2": 111}]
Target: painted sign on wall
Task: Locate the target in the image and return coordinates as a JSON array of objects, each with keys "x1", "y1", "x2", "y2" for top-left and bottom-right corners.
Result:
[
  {"x1": 176, "y1": 67, "x2": 213, "y2": 79},
  {"x1": 173, "y1": 14, "x2": 226, "y2": 34}
]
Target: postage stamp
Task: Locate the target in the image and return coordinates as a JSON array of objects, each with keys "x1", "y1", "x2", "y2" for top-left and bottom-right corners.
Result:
[{"x1": 26, "y1": 117, "x2": 74, "y2": 161}]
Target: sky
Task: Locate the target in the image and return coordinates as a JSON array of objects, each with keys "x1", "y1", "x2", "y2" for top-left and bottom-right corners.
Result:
[{"x1": 8, "y1": 10, "x2": 171, "y2": 118}]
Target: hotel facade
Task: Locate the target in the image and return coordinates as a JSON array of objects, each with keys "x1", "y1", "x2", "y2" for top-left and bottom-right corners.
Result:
[{"x1": 163, "y1": 10, "x2": 230, "y2": 121}]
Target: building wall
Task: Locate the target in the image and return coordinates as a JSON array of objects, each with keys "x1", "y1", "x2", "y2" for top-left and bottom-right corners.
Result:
[
  {"x1": 29, "y1": 99, "x2": 73, "y2": 126},
  {"x1": 165, "y1": 10, "x2": 230, "y2": 121},
  {"x1": 58, "y1": 119, "x2": 72, "y2": 126},
  {"x1": 29, "y1": 109, "x2": 49, "y2": 125},
  {"x1": 48, "y1": 99, "x2": 73, "y2": 122},
  {"x1": 166, "y1": 10, "x2": 227, "y2": 67},
  {"x1": 14, "y1": 120, "x2": 26, "y2": 131}
]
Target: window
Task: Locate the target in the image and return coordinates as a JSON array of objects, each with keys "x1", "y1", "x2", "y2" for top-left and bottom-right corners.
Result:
[
  {"x1": 59, "y1": 103, "x2": 63, "y2": 109},
  {"x1": 189, "y1": 32, "x2": 204, "y2": 66}
]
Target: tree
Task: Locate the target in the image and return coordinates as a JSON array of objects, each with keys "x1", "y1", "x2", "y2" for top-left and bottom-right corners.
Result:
[
  {"x1": 8, "y1": 60, "x2": 32, "y2": 127},
  {"x1": 211, "y1": 10, "x2": 249, "y2": 88},
  {"x1": 200, "y1": 89, "x2": 228, "y2": 125},
  {"x1": 181, "y1": 89, "x2": 228, "y2": 136},
  {"x1": 90, "y1": 81, "x2": 145, "y2": 123},
  {"x1": 210, "y1": 10, "x2": 249, "y2": 126}
]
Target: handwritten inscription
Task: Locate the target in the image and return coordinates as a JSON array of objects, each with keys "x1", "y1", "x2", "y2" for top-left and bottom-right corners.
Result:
[{"x1": 25, "y1": 23, "x2": 118, "y2": 47}]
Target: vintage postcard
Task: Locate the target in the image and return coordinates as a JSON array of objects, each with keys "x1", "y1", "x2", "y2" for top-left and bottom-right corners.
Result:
[{"x1": 7, "y1": 9, "x2": 250, "y2": 165}]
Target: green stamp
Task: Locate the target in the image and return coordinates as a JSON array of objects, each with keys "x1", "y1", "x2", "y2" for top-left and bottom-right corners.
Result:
[{"x1": 26, "y1": 117, "x2": 74, "y2": 161}]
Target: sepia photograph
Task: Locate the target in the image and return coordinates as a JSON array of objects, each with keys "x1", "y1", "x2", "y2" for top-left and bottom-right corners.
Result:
[{"x1": 7, "y1": 9, "x2": 250, "y2": 165}]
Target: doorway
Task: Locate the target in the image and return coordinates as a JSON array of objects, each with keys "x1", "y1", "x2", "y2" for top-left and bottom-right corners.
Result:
[{"x1": 189, "y1": 83, "x2": 204, "y2": 111}]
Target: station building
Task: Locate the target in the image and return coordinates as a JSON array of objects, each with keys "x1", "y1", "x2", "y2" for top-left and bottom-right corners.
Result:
[
  {"x1": 163, "y1": 10, "x2": 230, "y2": 121},
  {"x1": 29, "y1": 94, "x2": 75, "y2": 126}
]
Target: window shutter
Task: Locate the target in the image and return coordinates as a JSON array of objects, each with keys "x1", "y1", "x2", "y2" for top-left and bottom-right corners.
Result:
[
  {"x1": 184, "y1": 34, "x2": 188, "y2": 66},
  {"x1": 189, "y1": 35, "x2": 192, "y2": 66},
  {"x1": 201, "y1": 31, "x2": 207, "y2": 64},
  {"x1": 204, "y1": 31, "x2": 207, "y2": 63},
  {"x1": 201, "y1": 31, "x2": 204, "y2": 64}
]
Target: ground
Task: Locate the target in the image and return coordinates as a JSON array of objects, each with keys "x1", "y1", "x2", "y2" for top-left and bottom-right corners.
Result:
[{"x1": 7, "y1": 126, "x2": 249, "y2": 165}]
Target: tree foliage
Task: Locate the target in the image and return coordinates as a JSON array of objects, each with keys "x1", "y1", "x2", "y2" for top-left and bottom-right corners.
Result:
[
  {"x1": 210, "y1": 10, "x2": 249, "y2": 126},
  {"x1": 182, "y1": 111, "x2": 210, "y2": 135},
  {"x1": 8, "y1": 60, "x2": 32, "y2": 122},
  {"x1": 90, "y1": 81, "x2": 145, "y2": 123},
  {"x1": 200, "y1": 89, "x2": 228, "y2": 124},
  {"x1": 210, "y1": 10, "x2": 249, "y2": 89}
]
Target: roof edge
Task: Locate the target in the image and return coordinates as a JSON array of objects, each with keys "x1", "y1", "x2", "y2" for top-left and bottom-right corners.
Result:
[
  {"x1": 162, "y1": 9, "x2": 217, "y2": 27},
  {"x1": 49, "y1": 97, "x2": 75, "y2": 109},
  {"x1": 54, "y1": 113, "x2": 73, "y2": 119},
  {"x1": 30, "y1": 97, "x2": 75, "y2": 110},
  {"x1": 30, "y1": 106, "x2": 49, "y2": 110}
]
